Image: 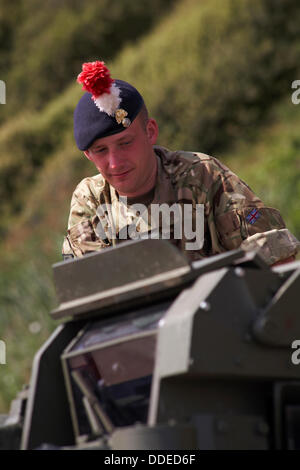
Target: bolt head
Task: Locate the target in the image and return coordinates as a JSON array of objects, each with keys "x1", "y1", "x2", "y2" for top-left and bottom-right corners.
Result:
[
  {"x1": 234, "y1": 267, "x2": 245, "y2": 277},
  {"x1": 199, "y1": 301, "x2": 210, "y2": 312}
]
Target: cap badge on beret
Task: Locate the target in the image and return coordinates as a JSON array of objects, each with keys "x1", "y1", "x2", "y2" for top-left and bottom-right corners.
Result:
[
  {"x1": 77, "y1": 61, "x2": 131, "y2": 128},
  {"x1": 115, "y1": 108, "x2": 131, "y2": 128}
]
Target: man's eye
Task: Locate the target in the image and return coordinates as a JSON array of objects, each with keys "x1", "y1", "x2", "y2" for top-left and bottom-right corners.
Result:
[{"x1": 121, "y1": 140, "x2": 132, "y2": 146}]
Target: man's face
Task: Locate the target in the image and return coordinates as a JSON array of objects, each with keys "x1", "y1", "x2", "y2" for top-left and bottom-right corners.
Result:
[{"x1": 84, "y1": 115, "x2": 159, "y2": 197}]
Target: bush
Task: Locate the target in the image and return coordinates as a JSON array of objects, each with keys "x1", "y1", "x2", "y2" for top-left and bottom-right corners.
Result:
[
  {"x1": 222, "y1": 100, "x2": 300, "y2": 239},
  {"x1": 0, "y1": 0, "x2": 177, "y2": 118},
  {"x1": 113, "y1": 0, "x2": 300, "y2": 154}
]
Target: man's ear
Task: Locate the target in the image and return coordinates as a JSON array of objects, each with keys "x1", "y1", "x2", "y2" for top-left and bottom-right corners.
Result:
[
  {"x1": 146, "y1": 118, "x2": 159, "y2": 145},
  {"x1": 84, "y1": 150, "x2": 92, "y2": 161}
]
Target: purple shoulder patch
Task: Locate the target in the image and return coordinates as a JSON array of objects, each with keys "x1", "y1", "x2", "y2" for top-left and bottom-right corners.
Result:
[{"x1": 246, "y1": 208, "x2": 261, "y2": 225}]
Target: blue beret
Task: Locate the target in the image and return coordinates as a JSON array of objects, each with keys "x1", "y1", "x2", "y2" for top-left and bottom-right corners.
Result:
[{"x1": 74, "y1": 79, "x2": 144, "y2": 151}]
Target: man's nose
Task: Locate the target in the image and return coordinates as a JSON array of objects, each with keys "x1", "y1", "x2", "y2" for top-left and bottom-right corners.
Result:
[{"x1": 108, "y1": 149, "x2": 121, "y2": 170}]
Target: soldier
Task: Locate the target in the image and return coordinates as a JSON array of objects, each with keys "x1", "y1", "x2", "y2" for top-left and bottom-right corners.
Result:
[{"x1": 62, "y1": 61, "x2": 299, "y2": 266}]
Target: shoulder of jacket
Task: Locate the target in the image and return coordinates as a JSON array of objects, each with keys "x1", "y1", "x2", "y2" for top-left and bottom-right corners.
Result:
[
  {"x1": 73, "y1": 174, "x2": 106, "y2": 200},
  {"x1": 155, "y1": 146, "x2": 231, "y2": 183}
]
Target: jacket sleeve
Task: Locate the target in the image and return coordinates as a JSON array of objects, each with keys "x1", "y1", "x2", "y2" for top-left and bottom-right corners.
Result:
[
  {"x1": 62, "y1": 179, "x2": 111, "y2": 258},
  {"x1": 211, "y1": 168, "x2": 299, "y2": 265}
]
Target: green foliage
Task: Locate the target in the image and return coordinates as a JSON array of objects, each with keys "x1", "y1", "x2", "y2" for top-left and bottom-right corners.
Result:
[
  {"x1": 0, "y1": 251, "x2": 56, "y2": 410},
  {"x1": 222, "y1": 101, "x2": 300, "y2": 239},
  {"x1": 0, "y1": 0, "x2": 22, "y2": 69},
  {"x1": 0, "y1": 0, "x2": 177, "y2": 118},
  {"x1": 114, "y1": 0, "x2": 300, "y2": 153},
  {"x1": 0, "y1": 86, "x2": 78, "y2": 235}
]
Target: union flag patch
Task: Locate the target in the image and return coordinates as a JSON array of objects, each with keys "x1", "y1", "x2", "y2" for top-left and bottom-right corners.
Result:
[{"x1": 246, "y1": 208, "x2": 261, "y2": 225}]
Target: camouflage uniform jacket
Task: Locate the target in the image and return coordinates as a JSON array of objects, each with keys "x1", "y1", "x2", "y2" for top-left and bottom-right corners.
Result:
[{"x1": 62, "y1": 146, "x2": 299, "y2": 265}]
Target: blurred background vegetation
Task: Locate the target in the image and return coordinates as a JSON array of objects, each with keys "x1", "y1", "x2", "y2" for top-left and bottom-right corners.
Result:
[{"x1": 0, "y1": 0, "x2": 299, "y2": 411}]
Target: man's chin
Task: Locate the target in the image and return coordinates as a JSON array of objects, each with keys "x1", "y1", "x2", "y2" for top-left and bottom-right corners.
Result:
[
  {"x1": 109, "y1": 168, "x2": 134, "y2": 182},
  {"x1": 110, "y1": 179, "x2": 136, "y2": 196}
]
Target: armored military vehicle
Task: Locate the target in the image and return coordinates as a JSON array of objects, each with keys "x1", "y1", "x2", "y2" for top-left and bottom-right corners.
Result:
[{"x1": 1, "y1": 239, "x2": 300, "y2": 450}]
